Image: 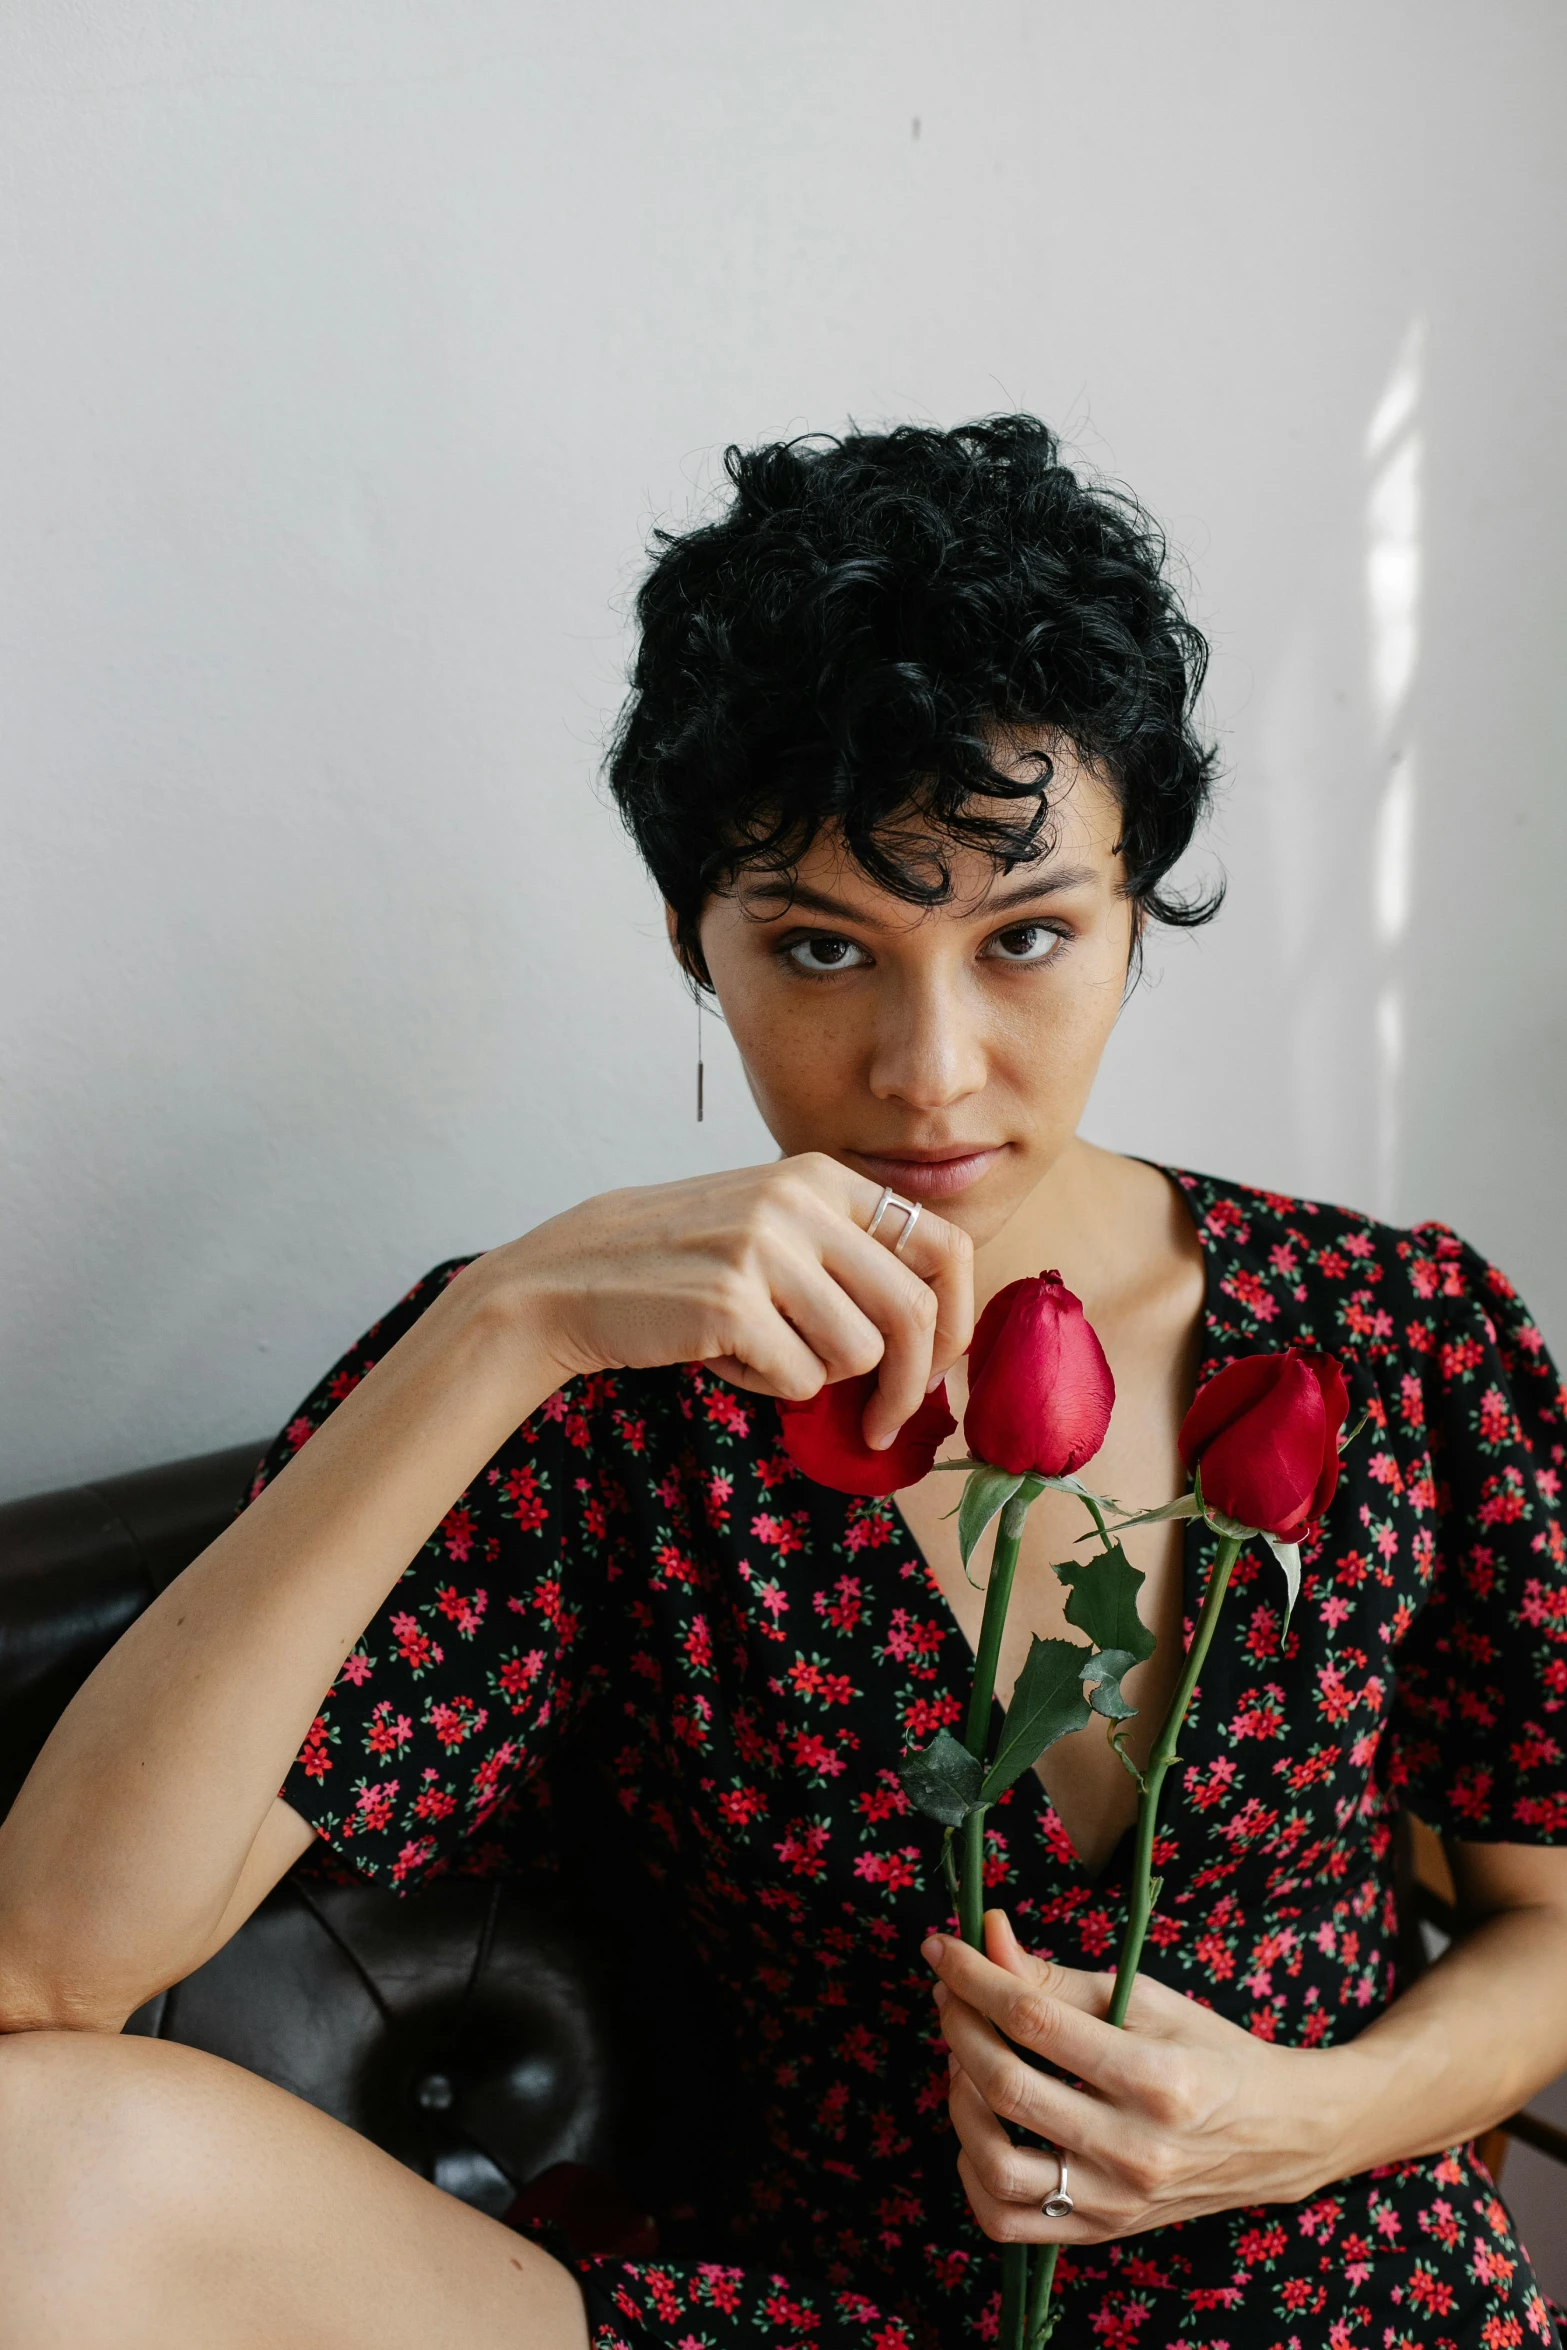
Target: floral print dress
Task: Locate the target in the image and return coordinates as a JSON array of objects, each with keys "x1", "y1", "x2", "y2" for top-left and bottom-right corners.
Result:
[{"x1": 256, "y1": 1171, "x2": 1567, "y2": 2350}]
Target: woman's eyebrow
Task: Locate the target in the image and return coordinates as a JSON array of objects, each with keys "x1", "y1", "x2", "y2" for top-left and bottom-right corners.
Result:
[
  {"x1": 743, "y1": 868, "x2": 1098, "y2": 925},
  {"x1": 979, "y1": 868, "x2": 1097, "y2": 911}
]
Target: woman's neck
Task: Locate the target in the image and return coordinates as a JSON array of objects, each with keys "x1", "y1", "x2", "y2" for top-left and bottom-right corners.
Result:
[{"x1": 971, "y1": 1137, "x2": 1156, "y2": 1318}]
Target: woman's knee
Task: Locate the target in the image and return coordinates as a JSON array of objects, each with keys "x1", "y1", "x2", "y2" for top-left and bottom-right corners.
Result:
[{"x1": 0, "y1": 2028, "x2": 242, "y2": 2340}]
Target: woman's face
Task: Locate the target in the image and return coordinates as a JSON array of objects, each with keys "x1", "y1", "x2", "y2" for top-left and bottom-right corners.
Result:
[{"x1": 692, "y1": 740, "x2": 1137, "y2": 1247}]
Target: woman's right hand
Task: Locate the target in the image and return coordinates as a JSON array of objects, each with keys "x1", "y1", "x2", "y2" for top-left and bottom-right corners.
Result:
[{"x1": 468, "y1": 1154, "x2": 974, "y2": 1451}]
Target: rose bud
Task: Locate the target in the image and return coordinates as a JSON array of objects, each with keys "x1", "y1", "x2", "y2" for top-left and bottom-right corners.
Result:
[
  {"x1": 1178, "y1": 1348, "x2": 1350, "y2": 1537},
  {"x1": 962, "y1": 1272, "x2": 1115, "y2": 1478},
  {"x1": 778, "y1": 1374, "x2": 956, "y2": 1498}
]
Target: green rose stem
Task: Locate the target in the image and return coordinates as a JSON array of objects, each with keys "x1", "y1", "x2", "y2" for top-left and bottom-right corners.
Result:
[
  {"x1": 957, "y1": 1489, "x2": 1029, "y2": 1947},
  {"x1": 954, "y1": 1489, "x2": 1033, "y2": 2349},
  {"x1": 1023, "y1": 1529, "x2": 1246, "y2": 2350},
  {"x1": 1025, "y1": 2245, "x2": 1061, "y2": 2346},
  {"x1": 1105, "y1": 1532, "x2": 1243, "y2": 2024}
]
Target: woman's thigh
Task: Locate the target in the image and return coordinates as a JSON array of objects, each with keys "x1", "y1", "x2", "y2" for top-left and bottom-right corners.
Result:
[{"x1": 0, "y1": 2027, "x2": 590, "y2": 2350}]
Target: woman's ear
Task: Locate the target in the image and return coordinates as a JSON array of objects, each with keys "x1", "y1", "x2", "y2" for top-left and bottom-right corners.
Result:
[
  {"x1": 1121, "y1": 894, "x2": 1150, "y2": 995},
  {"x1": 664, "y1": 902, "x2": 713, "y2": 992},
  {"x1": 663, "y1": 901, "x2": 693, "y2": 979}
]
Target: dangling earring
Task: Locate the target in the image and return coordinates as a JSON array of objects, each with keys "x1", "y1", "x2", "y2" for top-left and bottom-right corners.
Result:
[{"x1": 696, "y1": 990, "x2": 705, "y2": 1123}]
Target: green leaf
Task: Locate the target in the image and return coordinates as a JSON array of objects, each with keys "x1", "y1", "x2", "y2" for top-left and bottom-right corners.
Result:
[
  {"x1": 980, "y1": 1637, "x2": 1093, "y2": 1801},
  {"x1": 1037, "y1": 1471, "x2": 1126, "y2": 1515},
  {"x1": 1054, "y1": 1542, "x2": 1156, "y2": 1666},
  {"x1": 1262, "y1": 1535, "x2": 1301, "y2": 1627},
  {"x1": 1081, "y1": 1646, "x2": 1139, "y2": 1720},
  {"x1": 957, "y1": 1466, "x2": 1025, "y2": 1575},
  {"x1": 899, "y1": 1729, "x2": 985, "y2": 1828},
  {"x1": 1109, "y1": 1720, "x2": 1147, "y2": 1789},
  {"x1": 1099, "y1": 1491, "x2": 1203, "y2": 1537}
]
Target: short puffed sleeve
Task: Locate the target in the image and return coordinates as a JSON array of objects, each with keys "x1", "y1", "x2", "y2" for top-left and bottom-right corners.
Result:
[
  {"x1": 1391, "y1": 1229, "x2": 1567, "y2": 1840},
  {"x1": 245, "y1": 1261, "x2": 615, "y2": 1887}
]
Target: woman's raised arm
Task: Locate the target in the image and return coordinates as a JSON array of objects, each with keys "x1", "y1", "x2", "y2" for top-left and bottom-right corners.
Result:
[
  {"x1": 0, "y1": 1156, "x2": 971, "y2": 2034},
  {"x1": 0, "y1": 1267, "x2": 558, "y2": 2034}
]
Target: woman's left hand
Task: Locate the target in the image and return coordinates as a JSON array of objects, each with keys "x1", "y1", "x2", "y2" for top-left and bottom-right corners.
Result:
[{"x1": 922, "y1": 1912, "x2": 1350, "y2": 2244}]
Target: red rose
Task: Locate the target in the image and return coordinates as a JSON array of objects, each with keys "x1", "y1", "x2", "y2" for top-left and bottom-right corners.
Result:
[
  {"x1": 1179, "y1": 1348, "x2": 1349, "y2": 1537},
  {"x1": 963, "y1": 1272, "x2": 1115, "y2": 1479},
  {"x1": 778, "y1": 1375, "x2": 956, "y2": 1497}
]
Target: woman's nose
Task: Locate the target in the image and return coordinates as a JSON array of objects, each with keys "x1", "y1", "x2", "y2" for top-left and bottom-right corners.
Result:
[{"x1": 866, "y1": 978, "x2": 987, "y2": 1110}]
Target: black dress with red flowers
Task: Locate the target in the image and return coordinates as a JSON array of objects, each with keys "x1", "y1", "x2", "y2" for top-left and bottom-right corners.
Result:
[{"x1": 256, "y1": 1171, "x2": 1567, "y2": 2350}]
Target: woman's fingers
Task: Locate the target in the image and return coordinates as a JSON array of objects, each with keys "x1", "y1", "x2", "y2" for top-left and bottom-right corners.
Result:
[
  {"x1": 937, "y1": 1991, "x2": 1107, "y2": 2151},
  {"x1": 979, "y1": 1909, "x2": 1110, "y2": 2015},
  {"x1": 937, "y1": 1921, "x2": 1116, "y2": 2022},
  {"x1": 813, "y1": 1236, "x2": 943, "y2": 1443},
  {"x1": 935, "y1": 1914, "x2": 1316, "y2": 2243},
  {"x1": 957, "y1": 2146, "x2": 1067, "y2": 2246},
  {"x1": 947, "y1": 2072, "x2": 1097, "y2": 2243},
  {"x1": 923, "y1": 1933, "x2": 1148, "y2": 2102},
  {"x1": 879, "y1": 1198, "x2": 974, "y2": 1383},
  {"x1": 805, "y1": 1168, "x2": 972, "y2": 1443},
  {"x1": 762, "y1": 1246, "x2": 899, "y2": 1391},
  {"x1": 511, "y1": 1153, "x2": 971, "y2": 1436},
  {"x1": 735, "y1": 1156, "x2": 971, "y2": 1440},
  {"x1": 698, "y1": 1326, "x2": 830, "y2": 1400}
]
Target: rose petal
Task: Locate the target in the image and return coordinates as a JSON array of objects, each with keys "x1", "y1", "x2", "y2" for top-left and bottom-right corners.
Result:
[{"x1": 778, "y1": 1374, "x2": 956, "y2": 1496}]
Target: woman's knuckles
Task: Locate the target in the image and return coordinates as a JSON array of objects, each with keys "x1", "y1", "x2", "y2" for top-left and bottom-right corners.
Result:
[
  {"x1": 979, "y1": 2144, "x2": 1038, "y2": 2203},
  {"x1": 1119, "y1": 2140, "x2": 1177, "y2": 2200},
  {"x1": 988, "y1": 2065, "x2": 1043, "y2": 2131},
  {"x1": 837, "y1": 1329, "x2": 889, "y2": 1379},
  {"x1": 1134, "y1": 2053, "x2": 1201, "y2": 2132},
  {"x1": 960, "y1": 2167, "x2": 1031, "y2": 2244},
  {"x1": 1005, "y1": 1988, "x2": 1061, "y2": 2049},
  {"x1": 908, "y1": 1282, "x2": 940, "y2": 1333},
  {"x1": 760, "y1": 1157, "x2": 839, "y2": 1220},
  {"x1": 1020, "y1": 1953, "x2": 1075, "y2": 2001}
]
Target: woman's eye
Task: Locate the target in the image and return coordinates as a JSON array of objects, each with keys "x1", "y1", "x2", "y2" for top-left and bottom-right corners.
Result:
[
  {"x1": 784, "y1": 934, "x2": 870, "y2": 974},
  {"x1": 984, "y1": 923, "x2": 1064, "y2": 965}
]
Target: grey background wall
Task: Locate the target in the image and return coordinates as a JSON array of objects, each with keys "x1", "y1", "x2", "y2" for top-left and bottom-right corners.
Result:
[{"x1": 3, "y1": 1, "x2": 1564, "y2": 1500}]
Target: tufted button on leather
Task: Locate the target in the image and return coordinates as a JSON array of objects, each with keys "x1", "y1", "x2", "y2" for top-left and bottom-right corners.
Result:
[{"x1": 3, "y1": 1442, "x2": 737, "y2": 2227}]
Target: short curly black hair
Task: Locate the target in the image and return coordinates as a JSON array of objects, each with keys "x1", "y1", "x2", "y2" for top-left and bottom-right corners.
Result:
[{"x1": 606, "y1": 415, "x2": 1221, "y2": 983}]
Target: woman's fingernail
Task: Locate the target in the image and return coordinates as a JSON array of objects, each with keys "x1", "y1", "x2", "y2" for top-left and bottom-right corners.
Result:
[
  {"x1": 921, "y1": 1935, "x2": 946, "y2": 1967},
  {"x1": 932, "y1": 1981, "x2": 949, "y2": 2008},
  {"x1": 926, "y1": 1370, "x2": 945, "y2": 1395}
]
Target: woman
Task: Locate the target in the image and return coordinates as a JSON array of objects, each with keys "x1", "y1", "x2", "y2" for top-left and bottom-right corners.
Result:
[{"x1": 1, "y1": 417, "x2": 1564, "y2": 2350}]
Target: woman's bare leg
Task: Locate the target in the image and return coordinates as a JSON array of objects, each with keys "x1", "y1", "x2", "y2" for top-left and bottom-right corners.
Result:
[{"x1": 0, "y1": 2028, "x2": 592, "y2": 2350}]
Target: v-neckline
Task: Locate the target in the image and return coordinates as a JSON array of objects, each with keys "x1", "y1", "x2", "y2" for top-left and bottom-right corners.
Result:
[{"x1": 887, "y1": 1163, "x2": 1220, "y2": 1887}]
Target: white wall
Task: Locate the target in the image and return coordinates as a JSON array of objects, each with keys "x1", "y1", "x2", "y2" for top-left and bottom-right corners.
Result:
[{"x1": 2, "y1": 1, "x2": 1564, "y2": 1500}]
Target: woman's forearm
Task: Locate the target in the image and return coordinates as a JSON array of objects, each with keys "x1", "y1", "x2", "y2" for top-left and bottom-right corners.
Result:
[
  {"x1": 1311, "y1": 1889, "x2": 1567, "y2": 2183},
  {"x1": 0, "y1": 1156, "x2": 965, "y2": 2036},
  {"x1": 0, "y1": 1266, "x2": 564, "y2": 2033}
]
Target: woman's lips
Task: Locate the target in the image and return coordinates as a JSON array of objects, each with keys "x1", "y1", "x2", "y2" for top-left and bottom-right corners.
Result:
[{"x1": 847, "y1": 1147, "x2": 1007, "y2": 1201}]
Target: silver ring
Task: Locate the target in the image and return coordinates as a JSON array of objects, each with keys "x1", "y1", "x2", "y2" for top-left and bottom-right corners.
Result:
[
  {"x1": 1041, "y1": 2147, "x2": 1074, "y2": 2220},
  {"x1": 865, "y1": 1185, "x2": 922, "y2": 1257}
]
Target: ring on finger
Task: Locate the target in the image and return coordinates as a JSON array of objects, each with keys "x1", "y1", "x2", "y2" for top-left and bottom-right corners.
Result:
[
  {"x1": 1040, "y1": 2147, "x2": 1074, "y2": 2220},
  {"x1": 865, "y1": 1185, "x2": 922, "y2": 1258}
]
